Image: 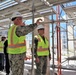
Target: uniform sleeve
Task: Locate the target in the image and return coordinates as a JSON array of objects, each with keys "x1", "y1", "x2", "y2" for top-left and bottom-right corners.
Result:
[
  {"x1": 16, "y1": 23, "x2": 37, "y2": 37},
  {"x1": 34, "y1": 37, "x2": 38, "y2": 58},
  {"x1": 4, "y1": 40, "x2": 8, "y2": 54},
  {"x1": 48, "y1": 47, "x2": 51, "y2": 58}
]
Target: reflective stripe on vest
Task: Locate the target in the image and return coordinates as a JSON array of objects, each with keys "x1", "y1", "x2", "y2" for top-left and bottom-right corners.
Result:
[
  {"x1": 0, "y1": 47, "x2": 3, "y2": 48},
  {"x1": 8, "y1": 43, "x2": 25, "y2": 48},
  {"x1": 37, "y1": 46, "x2": 48, "y2": 52}
]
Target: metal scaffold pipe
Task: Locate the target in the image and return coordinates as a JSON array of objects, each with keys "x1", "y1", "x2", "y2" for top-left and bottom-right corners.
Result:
[
  {"x1": 66, "y1": 13, "x2": 69, "y2": 65},
  {"x1": 73, "y1": 25, "x2": 75, "y2": 56},
  {"x1": 51, "y1": 10, "x2": 55, "y2": 75},
  {"x1": 31, "y1": 0, "x2": 35, "y2": 75},
  {"x1": 56, "y1": 5, "x2": 61, "y2": 75}
]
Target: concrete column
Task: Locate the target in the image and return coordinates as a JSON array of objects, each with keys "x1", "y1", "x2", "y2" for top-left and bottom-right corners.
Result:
[{"x1": 44, "y1": 18, "x2": 50, "y2": 40}]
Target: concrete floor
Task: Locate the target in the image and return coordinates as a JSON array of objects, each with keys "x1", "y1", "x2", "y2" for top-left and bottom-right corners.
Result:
[{"x1": 0, "y1": 69, "x2": 30, "y2": 75}]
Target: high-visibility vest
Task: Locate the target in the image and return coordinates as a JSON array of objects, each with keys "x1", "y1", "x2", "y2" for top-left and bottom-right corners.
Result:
[
  {"x1": 8, "y1": 25, "x2": 26, "y2": 54},
  {"x1": 36, "y1": 35, "x2": 49, "y2": 56},
  {"x1": 0, "y1": 41, "x2": 3, "y2": 53}
]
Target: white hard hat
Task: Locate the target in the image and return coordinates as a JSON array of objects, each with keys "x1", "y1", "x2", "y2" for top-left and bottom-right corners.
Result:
[
  {"x1": 37, "y1": 25, "x2": 44, "y2": 30},
  {"x1": 2, "y1": 34, "x2": 7, "y2": 37},
  {"x1": 11, "y1": 12, "x2": 23, "y2": 20}
]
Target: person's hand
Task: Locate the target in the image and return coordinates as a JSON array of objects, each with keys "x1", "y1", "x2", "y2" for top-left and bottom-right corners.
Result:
[
  {"x1": 35, "y1": 57, "x2": 39, "y2": 63},
  {"x1": 20, "y1": 22, "x2": 25, "y2": 26},
  {"x1": 36, "y1": 19, "x2": 42, "y2": 25}
]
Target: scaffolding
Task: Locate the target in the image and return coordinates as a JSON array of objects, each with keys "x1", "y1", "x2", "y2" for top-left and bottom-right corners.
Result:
[{"x1": 0, "y1": 0, "x2": 76, "y2": 75}]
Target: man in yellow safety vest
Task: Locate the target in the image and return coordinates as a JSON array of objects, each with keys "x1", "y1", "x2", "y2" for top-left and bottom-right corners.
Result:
[
  {"x1": 0, "y1": 36, "x2": 5, "y2": 71},
  {"x1": 34, "y1": 25, "x2": 51, "y2": 75},
  {"x1": 7, "y1": 11, "x2": 41, "y2": 75}
]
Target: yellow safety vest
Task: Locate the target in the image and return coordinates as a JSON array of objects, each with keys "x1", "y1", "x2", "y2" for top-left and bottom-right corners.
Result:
[
  {"x1": 36, "y1": 35, "x2": 49, "y2": 56},
  {"x1": 8, "y1": 25, "x2": 26, "y2": 54},
  {"x1": 0, "y1": 41, "x2": 3, "y2": 53}
]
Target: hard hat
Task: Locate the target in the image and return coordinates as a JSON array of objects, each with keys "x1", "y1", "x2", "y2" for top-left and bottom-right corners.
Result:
[
  {"x1": 11, "y1": 12, "x2": 23, "y2": 20},
  {"x1": 37, "y1": 25, "x2": 44, "y2": 30},
  {"x1": 2, "y1": 34, "x2": 7, "y2": 37}
]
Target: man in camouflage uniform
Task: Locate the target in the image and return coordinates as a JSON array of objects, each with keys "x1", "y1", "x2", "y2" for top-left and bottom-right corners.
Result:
[
  {"x1": 34, "y1": 25, "x2": 51, "y2": 75},
  {"x1": 7, "y1": 12, "x2": 40, "y2": 75}
]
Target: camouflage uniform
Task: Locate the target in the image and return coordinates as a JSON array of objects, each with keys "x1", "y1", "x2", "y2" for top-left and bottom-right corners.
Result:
[
  {"x1": 9, "y1": 53, "x2": 26, "y2": 75},
  {"x1": 16, "y1": 24, "x2": 37, "y2": 37},
  {"x1": 9, "y1": 24, "x2": 37, "y2": 75},
  {"x1": 35, "y1": 56, "x2": 47, "y2": 75}
]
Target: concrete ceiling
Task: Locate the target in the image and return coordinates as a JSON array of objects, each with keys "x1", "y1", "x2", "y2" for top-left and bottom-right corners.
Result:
[
  {"x1": 0, "y1": 0, "x2": 75, "y2": 30},
  {"x1": 0, "y1": 0, "x2": 5, "y2": 2},
  {"x1": 0, "y1": 0, "x2": 75, "y2": 19}
]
